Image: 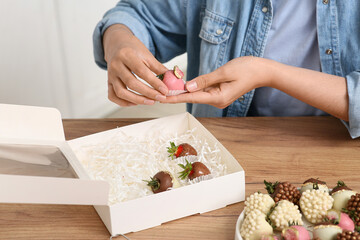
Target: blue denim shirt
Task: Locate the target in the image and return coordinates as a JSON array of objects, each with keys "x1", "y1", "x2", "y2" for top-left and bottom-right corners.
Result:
[{"x1": 93, "y1": 0, "x2": 360, "y2": 138}]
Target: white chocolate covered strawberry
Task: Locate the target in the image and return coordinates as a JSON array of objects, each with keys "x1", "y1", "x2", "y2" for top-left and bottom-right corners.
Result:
[
  {"x1": 331, "y1": 181, "x2": 356, "y2": 211},
  {"x1": 268, "y1": 200, "x2": 303, "y2": 230},
  {"x1": 300, "y1": 188, "x2": 334, "y2": 224},
  {"x1": 240, "y1": 209, "x2": 273, "y2": 240},
  {"x1": 313, "y1": 223, "x2": 342, "y2": 240},
  {"x1": 300, "y1": 178, "x2": 329, "y2": 194},
  {"x1": 244, "y1": 192, "x2": 275, "y2": 216}
]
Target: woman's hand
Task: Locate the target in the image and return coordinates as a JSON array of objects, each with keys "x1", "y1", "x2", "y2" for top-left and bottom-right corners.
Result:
[
  {"x1": 162, "y1": 56, "x2": 348, "y2": 121},
  {"x1": 103, "y1": 24, "x2": 169, "y2": 107},
  {"x1": 162, "y1": 56, "x2": 273, "y2": 108}
]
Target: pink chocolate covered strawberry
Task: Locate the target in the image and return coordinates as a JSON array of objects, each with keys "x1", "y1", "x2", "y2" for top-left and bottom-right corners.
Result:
[
  {"x1": 261, "y1": 234, "x2": 279, "y2": 240},
  {"x1": 158, "y1": 66, "x2": 185, "y2": 95},
  {"x1": 282, "y1": 225, "x2": 310, "y2": 240},
  {"x1": 326, "y1": 209, "x2": 355, "y2": 231}
]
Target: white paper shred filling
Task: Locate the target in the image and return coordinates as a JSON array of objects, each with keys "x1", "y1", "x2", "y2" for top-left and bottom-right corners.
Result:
[{"x1": 73, "y1": 128, "x2": 227, "y2": 205}]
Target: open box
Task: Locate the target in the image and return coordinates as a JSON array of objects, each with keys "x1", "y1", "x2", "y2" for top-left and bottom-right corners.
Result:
[{"x1": 0, "y1": 104, "x2": 245, "y2": 236}]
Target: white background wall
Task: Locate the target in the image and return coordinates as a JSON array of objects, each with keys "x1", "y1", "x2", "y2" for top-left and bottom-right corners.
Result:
[{"x1": 0, "y1": 0, "x2": 186, "y2": 118}]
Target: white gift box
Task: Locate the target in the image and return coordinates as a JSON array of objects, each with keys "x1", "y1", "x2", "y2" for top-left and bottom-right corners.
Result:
[{"x1": 0, "y1": 104, "x2": 245, "y2": 236}]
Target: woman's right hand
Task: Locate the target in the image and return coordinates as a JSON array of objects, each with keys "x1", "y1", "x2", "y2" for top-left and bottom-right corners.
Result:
[{"x1": 103, "y1": 24, "x2": 169, "y2": 107}]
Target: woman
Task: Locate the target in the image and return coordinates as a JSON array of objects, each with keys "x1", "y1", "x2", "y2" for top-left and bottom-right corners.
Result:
[{"x1": 93, "y1": 0, "x2": 360, "y2": 138}]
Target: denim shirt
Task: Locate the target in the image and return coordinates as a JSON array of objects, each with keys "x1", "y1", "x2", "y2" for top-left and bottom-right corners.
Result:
[{"x1": 93, "y1": 0, "x2": 360, "y2": 138}]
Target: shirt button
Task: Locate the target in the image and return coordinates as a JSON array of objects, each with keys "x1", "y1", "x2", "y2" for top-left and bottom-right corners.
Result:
[
  {"x1": 325, "y1": 49, "x2": 333, "y2": 55},
  {"x1": 323, "y1": 0, "x2": 329, "y2": 4},
  {"x1": 216, "y1": 29, "x2": 223, "y2": 35},
  {"x1": 262, "y1": 6, "x2": 268, "y2": 13},
  {"x1": 238, "y1": 96, "x2": 245, "y2": 102}
]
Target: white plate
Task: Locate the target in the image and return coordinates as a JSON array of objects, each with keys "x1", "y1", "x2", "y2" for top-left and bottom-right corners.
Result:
[{"x1": 234, "y1": 210, "x2": 245, "y2": 240}]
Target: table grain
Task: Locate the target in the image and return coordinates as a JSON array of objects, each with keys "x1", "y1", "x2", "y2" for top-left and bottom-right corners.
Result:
[{"x1": 0, "y1": 116, "x2": 359, "y2": 240}]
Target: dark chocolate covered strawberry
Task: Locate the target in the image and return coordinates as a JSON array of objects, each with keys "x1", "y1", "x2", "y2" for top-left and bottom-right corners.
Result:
[
  {"x1": 178, "y1": 160, "x2": 210, "y2": 180},
  {"x1": 337, "y1": 230, "x2": 360, "y2": 240},
  {"x1": 264, "y1": 180, "x2": 301, "y2": 205},
  {"x1": 144, "y1": 171, "x2": 179, "y2": 194},
  {"x1": 167, "y1": 142, "x2": 197, "y2": 159},
  {"x1": 345, "y1": 193, "x2": 360, "y2": 231}
]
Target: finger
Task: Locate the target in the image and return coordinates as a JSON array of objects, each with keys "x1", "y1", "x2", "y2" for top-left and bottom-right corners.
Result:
[
  {"x1": 162, "y1": 82, "x2": 238, "y2": 109},
  {"x1": 108, "y1": 83, "x2": 137, "y2": 107},
  {"x1": 144, "y1": 54, "x2": 168, "y2": 76},
  {"x1": 186, "y1": 69, "x2": 227, "y2": 92},
  {"x1": 117, "y1": 63, "x2": 167, "y2": 101},
  {"x1": 111, "y1": 77, "x2": 156, "y2": 105},
  {"x1": 123, "y1": 52, "x2": 169, "y2": 95},
  {"x1": 160, "y1": 91, "x2": 215, "y2": 105}
]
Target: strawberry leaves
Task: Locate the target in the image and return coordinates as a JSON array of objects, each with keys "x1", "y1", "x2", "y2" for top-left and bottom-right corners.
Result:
[
  {"x1": 178, "y1": 160, "x2": 193, "y2": 180},
  {"x1": 167, "y1": 141, "x2": 178, "y2": 159},
  {"x1": 144, "y1": 177, "x2": 160, "y2": 191}
]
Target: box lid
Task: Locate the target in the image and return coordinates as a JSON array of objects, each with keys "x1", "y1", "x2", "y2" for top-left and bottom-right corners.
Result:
[
  {"x1": 0, "y1": 104, "x2": 65, "y2": 141},
  {"x1": 0, "y1": 104, "x2": 109, "y2": 205}
]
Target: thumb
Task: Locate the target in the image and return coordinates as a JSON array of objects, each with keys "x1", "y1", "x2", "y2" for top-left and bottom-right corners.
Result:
[{"x1": 186, "y1": 71, "x2": 223, "y2": 92}]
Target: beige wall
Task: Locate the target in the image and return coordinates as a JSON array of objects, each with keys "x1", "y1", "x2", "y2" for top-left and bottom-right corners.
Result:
[{"x1": 0, "y1": 0, "x2": 186, "y2": 118}]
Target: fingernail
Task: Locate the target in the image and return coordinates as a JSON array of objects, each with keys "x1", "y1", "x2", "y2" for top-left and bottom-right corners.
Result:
[
  {"x1": 186, "y1": 81, "x2": 197, "y2": 92},
  {"x1": 159, "y1": 86, "x2": 168, "y2": 95},
  {"x1": 144, "y1": 99, "x2": 155, "y2": 105},
  {"x1": 155, "y1": 94, "x2": 166, "y2": 101}
]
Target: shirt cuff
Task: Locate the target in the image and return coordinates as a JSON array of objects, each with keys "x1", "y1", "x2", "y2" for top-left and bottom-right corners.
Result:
[
  {"x1": 342, "y1": 71, "x2": 360, "y2": 139},
  {"x1": 93, "y1": 11, "x2": 155, "y2": 70}
]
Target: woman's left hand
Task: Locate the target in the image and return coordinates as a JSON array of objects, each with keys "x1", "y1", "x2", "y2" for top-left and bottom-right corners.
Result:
[
  {"x1": 160, "y1": 56, "x2": 273, "y2": 108},
  {"x1": 161, "y1": 55, "x2": 349, "y2": 122}
]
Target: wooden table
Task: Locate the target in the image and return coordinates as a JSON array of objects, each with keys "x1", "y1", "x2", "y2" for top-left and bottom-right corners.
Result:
[{"x1": 0, "y1": 116, "x2": 359, "y2": 240}]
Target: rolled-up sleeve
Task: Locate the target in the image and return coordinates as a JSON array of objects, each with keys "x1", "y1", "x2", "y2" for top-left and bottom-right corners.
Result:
[
  {"x1": 342, "y1": 71, "x2": 360, "y2": 138},
  {"x1": 93, "y1": 0, "x2": 187, "y2": 70}
]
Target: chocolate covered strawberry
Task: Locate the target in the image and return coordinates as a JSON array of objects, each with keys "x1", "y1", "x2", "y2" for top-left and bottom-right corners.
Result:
[
  {"x1": 144, "y1": 171, "x2": 179, "y2": 194},
  {"x1": 261, "y1": 234, "x2": 279, "y2": 240},
  {"x1": 313, "y1": 222, "x2": 342, "y2": 240},
  {"x1": 167, "y1": 142, "x2": 197, "y2": 159},
  {"x1": 331, "y1": 181, "x2": 356, "y2": 211},
  {"x1": 326, "y1": 209, "x2": 355, "y2": 231},
  {"x1": 264, "y1": 180, "x2": 301, "y2": 205},
  {"x1": 178, "y1": 160, "x2": 210, "y2": 180},
  {"x1": 282, "y1": 225, "x2": 310, "y2": 240},
  {"x1": 300, "y1": 187, "x2": 334, "y2": 224},
  {"x1": 267, "y1": 200, "x2": 303, "y2": 230},
  {"x1": 301, "y1": 178, "x2": 328, "y2": 193},
  {"x1": 244, "y1": 192, "x2": 275, "y2": 216},
  {"x1": 240, "y1": 209, "x2": 274, "y2": 240},
  {"x1": 345, "y1": 193, "x2": 360, "y2": 231},
  {"x1": 157, "y1": 65, "x2": 185, "y2": 93},
  {"x1": 337, "y1": 230, "x2": 360, "y2": 240}
]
